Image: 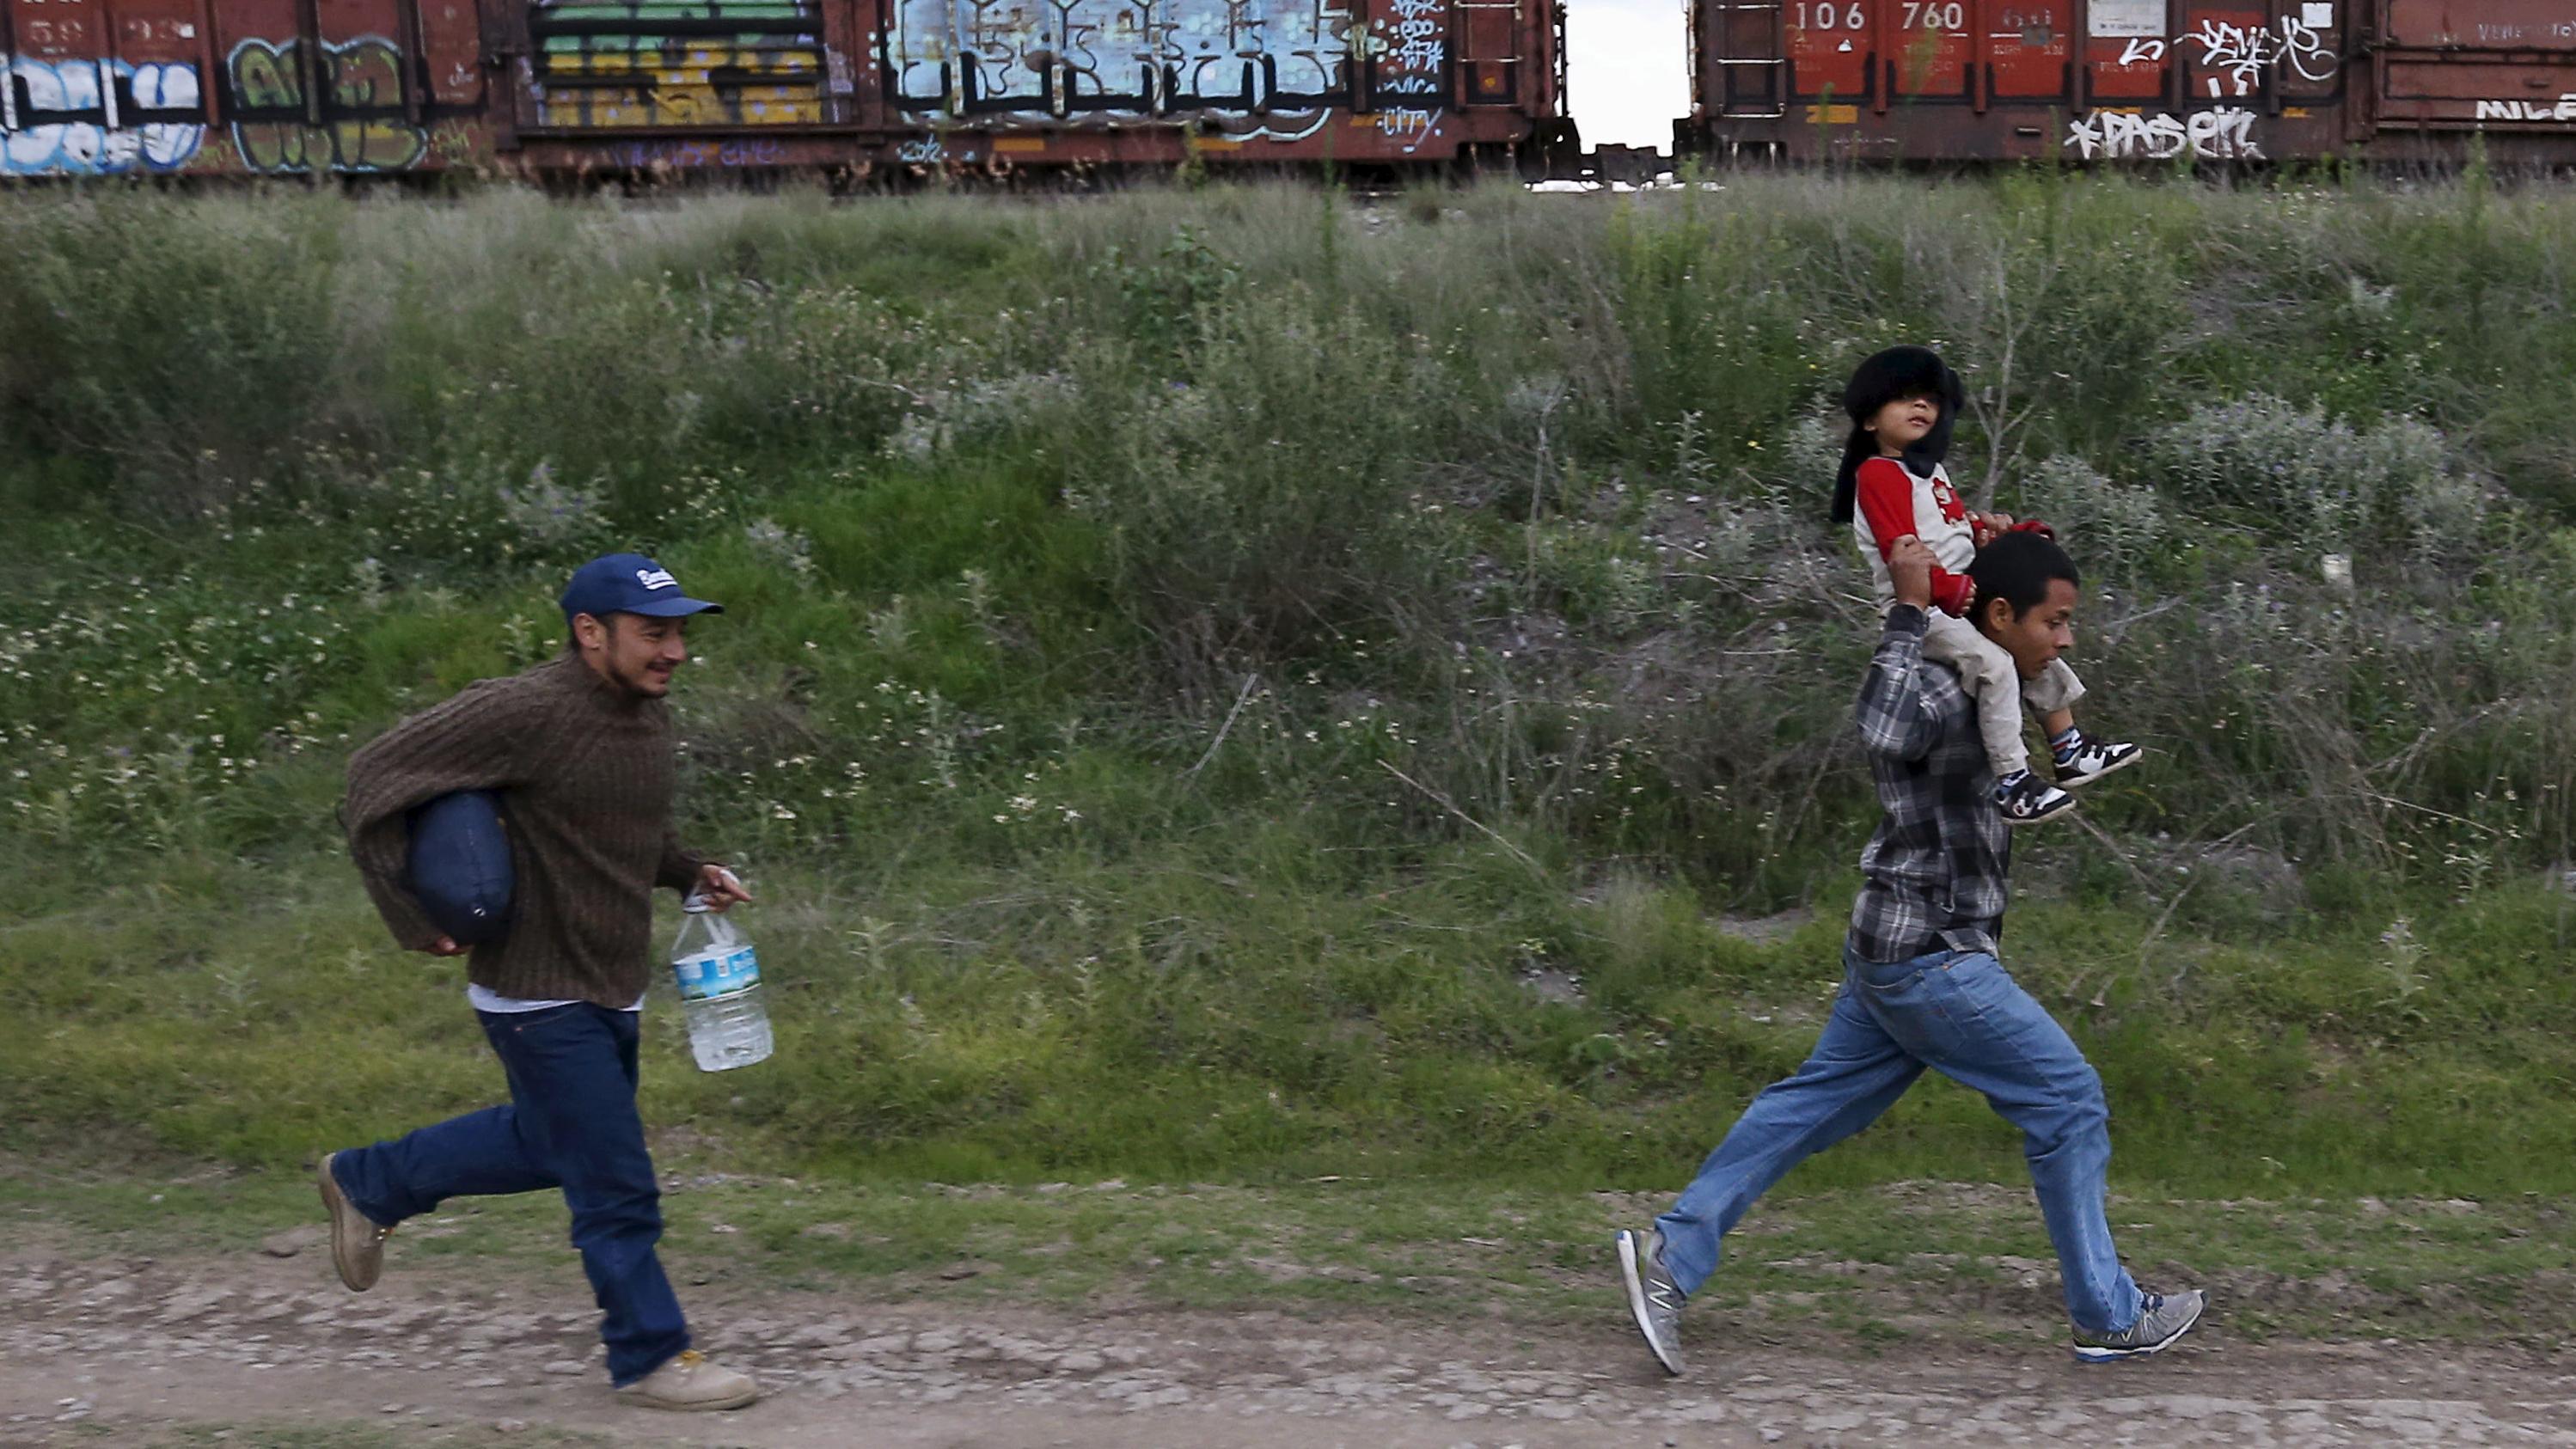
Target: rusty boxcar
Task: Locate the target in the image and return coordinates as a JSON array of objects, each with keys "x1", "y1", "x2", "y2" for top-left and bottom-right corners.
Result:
[
  {"x1": 0, "y1": 0, "x2": 1573, "y2": 178},
  {"x1": 1679, "y1": 0, "x2": 2576, "y2": 165}
]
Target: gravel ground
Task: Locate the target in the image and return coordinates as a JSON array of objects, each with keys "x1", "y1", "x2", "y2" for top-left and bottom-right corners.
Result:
[{"x1": 5, "y1": 1245, "x2": 2573, "y2": 1446}]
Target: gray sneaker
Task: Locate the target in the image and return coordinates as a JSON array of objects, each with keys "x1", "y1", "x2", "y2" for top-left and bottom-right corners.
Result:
[
  {"x1": 316, "y1": 1152, "x2": 395, "y2": 1293},
  {"x1": 2071, "y1": 1289, "x2": 2206, "y2": 1362},
  {"x1": 1614, "y1": 1227, "x2": 1686, "y2": 1376}
]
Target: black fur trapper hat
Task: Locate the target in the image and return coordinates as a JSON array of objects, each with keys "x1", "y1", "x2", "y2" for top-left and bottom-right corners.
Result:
[{"x1": 1829, "y1": 345, "x2": 1964, "y2": 523}]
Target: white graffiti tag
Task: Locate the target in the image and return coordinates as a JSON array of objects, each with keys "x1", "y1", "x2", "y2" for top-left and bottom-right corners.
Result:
[
  {"x1": 2111, "y1": 18, "x2": 2338, "y2": 95},
  {"x1": 2476, "y1": 95, "x2": 2576, "y2": 124},
  {"x1": 2065, "y1": 107, "x2": 2263, "y2": 161},
  {"x1": 1374, "y1": 105, "x2": 1434, "y2": 138},
  {"x1": 1368, "y1": 0, "x2": 1445, "y2": 152},
  {"x1": 2187, "y1": 17, "x2": 2337, "y2": 95}
]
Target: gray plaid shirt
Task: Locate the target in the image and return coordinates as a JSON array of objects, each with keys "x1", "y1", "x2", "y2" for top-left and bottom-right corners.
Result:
[{"x1": 1846, "y1": 605, "x2": 2010, "y2": 963}]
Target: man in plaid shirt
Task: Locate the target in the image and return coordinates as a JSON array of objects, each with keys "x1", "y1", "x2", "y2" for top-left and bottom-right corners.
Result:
[{"x1": 1615, "y1": 530, "x2": 2204, "y2": 1369}]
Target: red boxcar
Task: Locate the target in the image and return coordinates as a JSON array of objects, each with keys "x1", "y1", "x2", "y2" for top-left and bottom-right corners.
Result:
[
  {"x1": 1680, "y1": 0, "x2": 2576, "y2": 164},
  {"x1": 0, "y1": 0, "x2": 1573, "y2": 177}
]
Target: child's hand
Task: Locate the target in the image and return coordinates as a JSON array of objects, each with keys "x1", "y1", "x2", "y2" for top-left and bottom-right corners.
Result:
[{"x1": 1888, "y1": 535, "x2": 1937, "y2": 610}]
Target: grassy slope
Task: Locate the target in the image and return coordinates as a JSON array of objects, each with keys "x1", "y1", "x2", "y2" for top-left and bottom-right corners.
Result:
[{"x1": 2, "y1": 176, "x2": 2573, "y2": 1220}]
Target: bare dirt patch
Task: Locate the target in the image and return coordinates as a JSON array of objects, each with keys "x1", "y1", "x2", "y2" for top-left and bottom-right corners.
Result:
[{"x1": 5, "y1": 1244, "x2": 2572, "y2": 1447}]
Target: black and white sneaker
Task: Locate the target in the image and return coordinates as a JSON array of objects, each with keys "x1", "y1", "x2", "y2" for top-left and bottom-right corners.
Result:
[
  {"x1": 2071, "y1": 1288, "x2": 2206, "y2": 1362},
  {"x1": 1995, "y1": 770, "x2": 2078, "y2": 827},
  {"x1": 1615, "y1": 1227, "x2": 1686, "y2": 1376},
  {"x1": 2056, "y1": 737, "x2": 2144, "y2": 790}
]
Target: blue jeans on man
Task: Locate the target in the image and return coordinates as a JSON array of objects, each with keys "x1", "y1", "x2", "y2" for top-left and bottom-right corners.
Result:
[
  {"x1": 1654, "y1": 945, "x2": 2145, "y2": 1336},
  {"x1": 328, "y1": 1003, "x2": 688, "y2": 1385}
]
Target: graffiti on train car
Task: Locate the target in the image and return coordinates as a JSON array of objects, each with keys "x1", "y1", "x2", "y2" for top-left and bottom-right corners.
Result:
[
  {"x1": 2470, "y1": 21, "x2": 2576, "y2": 47},
  {"x1": 884, "y1": 0, "x2": 1456, "y2": 154},
  {"x1": 2108, "y1": 15, "x2": 2339, "y2": 98},
  {"x1": 226, "y1": 36, "x2": 430, "y2": 172},
  {"x1": 0, "y1": 57, "x2": 206, "y2": 174},
  {"x1": 2476, "y1": 96, "x2": 2576, "y2": 124},
  {"x1": 609, "y1": 137, "x2": 793, "y2": 168},
  {"x1": 1374, "y1": 0, "x2": 1448, "y2": 153},
  {"x1": 2065, "y1": 105, "x2": 2262, "y2": 161},
  {"x1": 531, "y1": 2, "x2": 840, "y2": 129}
]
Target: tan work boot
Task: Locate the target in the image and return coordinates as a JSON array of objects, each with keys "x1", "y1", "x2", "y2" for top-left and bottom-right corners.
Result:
[
  {"x1": 315, "y1": 1152, "x2": 395, "y2": 1293},
  {"x1": 618, "y1": 1349, "x2": 758, "y2": 1411}
]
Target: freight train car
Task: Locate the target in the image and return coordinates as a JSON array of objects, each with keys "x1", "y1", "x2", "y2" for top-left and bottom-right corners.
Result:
[
  {"x1": 1678, "y1": 0, "x2": 2576, "y2": 165},
  {"x1": 0, "y1": 0, "x2": 1576, "y2": 178}
]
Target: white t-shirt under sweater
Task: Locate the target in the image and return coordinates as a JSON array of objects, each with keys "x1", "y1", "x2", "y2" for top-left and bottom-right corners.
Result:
[{"x1": 469, "y1": 984, "x2": 643, "y2": 1013}]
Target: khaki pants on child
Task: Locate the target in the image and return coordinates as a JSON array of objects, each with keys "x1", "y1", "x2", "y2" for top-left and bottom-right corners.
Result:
[{"x1": 1919, "y1": 609, "x2": 2083, "y2": 780}]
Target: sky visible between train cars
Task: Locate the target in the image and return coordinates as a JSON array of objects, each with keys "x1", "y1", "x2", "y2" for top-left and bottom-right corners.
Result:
[{"x1": 1568, "y1": 0, "x2": 1690, "y2": 148}]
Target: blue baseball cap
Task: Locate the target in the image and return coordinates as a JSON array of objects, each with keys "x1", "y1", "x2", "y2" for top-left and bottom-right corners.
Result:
[{"x1": 560, "y1": 553, "x2": 725, "y2": 624}]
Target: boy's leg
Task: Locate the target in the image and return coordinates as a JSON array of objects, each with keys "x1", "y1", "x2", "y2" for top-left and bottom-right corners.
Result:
[
  {"x1": 2027, "y1": 663, "x2": 2142, "y2": 786},
  {"x1": 1919, "y1": 613, "x2": 2032, "y2": 779},
  {"x1": 1652, "y1": 974, "x2": 1926, "y2": 1296},
  {"x1": 483, "y1": 1004, "x2": 692, "y2": 1386},
  {"x1": 1851, "y1": 951, "x2": 2144, "y2": 1336},
  {"x1": 2022, "y1": 660, "x2": 2086, "y2": 720}
]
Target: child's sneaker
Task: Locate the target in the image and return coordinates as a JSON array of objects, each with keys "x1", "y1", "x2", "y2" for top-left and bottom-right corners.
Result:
[
  {"x1": 1995, "y1": 770, "x2": 2077, "y2": 826},
  {"x1": 2055, "y1": 735, "x2": 2143, "y2": 789}
]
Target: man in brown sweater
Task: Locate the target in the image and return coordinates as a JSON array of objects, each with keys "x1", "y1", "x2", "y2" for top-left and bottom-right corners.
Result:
[{"x1": 319, "y1": 552, "x2": 759, "y2": 1412}]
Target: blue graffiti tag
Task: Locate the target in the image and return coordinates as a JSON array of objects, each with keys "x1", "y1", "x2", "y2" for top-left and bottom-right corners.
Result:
[{"x1": 1, "y1": 56, "x2": 206, "y2": 174}]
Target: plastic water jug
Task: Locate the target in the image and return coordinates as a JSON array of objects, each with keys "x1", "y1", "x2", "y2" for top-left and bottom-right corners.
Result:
[{"x1": 670, "y1": 894, "x2": 772, "y2": 1072}]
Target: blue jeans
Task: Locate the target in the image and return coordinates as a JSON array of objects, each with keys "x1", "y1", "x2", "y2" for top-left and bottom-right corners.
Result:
[
  {"x1": 329, "y1": 1003, "x2": 689, "y2": 1385},
  {"x1": 1654, "y1": 946, "x2": 2145, "y2": 1336}
]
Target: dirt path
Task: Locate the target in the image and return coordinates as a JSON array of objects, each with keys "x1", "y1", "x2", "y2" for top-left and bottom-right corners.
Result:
[{"x1": 5, "y1": 1245, "x2": 2572, "y2": 1447}]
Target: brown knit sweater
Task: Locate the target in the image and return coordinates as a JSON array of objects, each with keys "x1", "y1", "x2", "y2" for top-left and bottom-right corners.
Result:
[{"x1": 344, "y1": 652, "x2": 710, "y2": 1008}]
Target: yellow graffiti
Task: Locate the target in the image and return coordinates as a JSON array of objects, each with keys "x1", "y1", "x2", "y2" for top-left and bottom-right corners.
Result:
[
  {"x1": 555, "y1": 45, "x2": 821, "y2": 80},
  {"x1": 537, "y1": 42, "x2": 825, "y2": 127},
  {"x1": 233, "y1": 115, "x2": 430, "y2": 171},
  {"x1": 230, "y1": 41, "x2": 298, "y2": 112},
  {"x1": 428, "y1": 118, "x2": 493, "y2": 168},
  {"x1": 226, "y1": 37, "x2": 430, "y2": 173}
]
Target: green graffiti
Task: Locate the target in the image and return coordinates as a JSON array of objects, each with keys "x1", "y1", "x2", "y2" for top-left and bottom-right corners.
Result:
[{"x1": 226, "y1": 36, "x2": 430, "y2": 174}]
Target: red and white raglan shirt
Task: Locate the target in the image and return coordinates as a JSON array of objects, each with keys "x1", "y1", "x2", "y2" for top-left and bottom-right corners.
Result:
[{"x1": 1849, "y1": 455, "x2": 1977, "y2": 616}]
